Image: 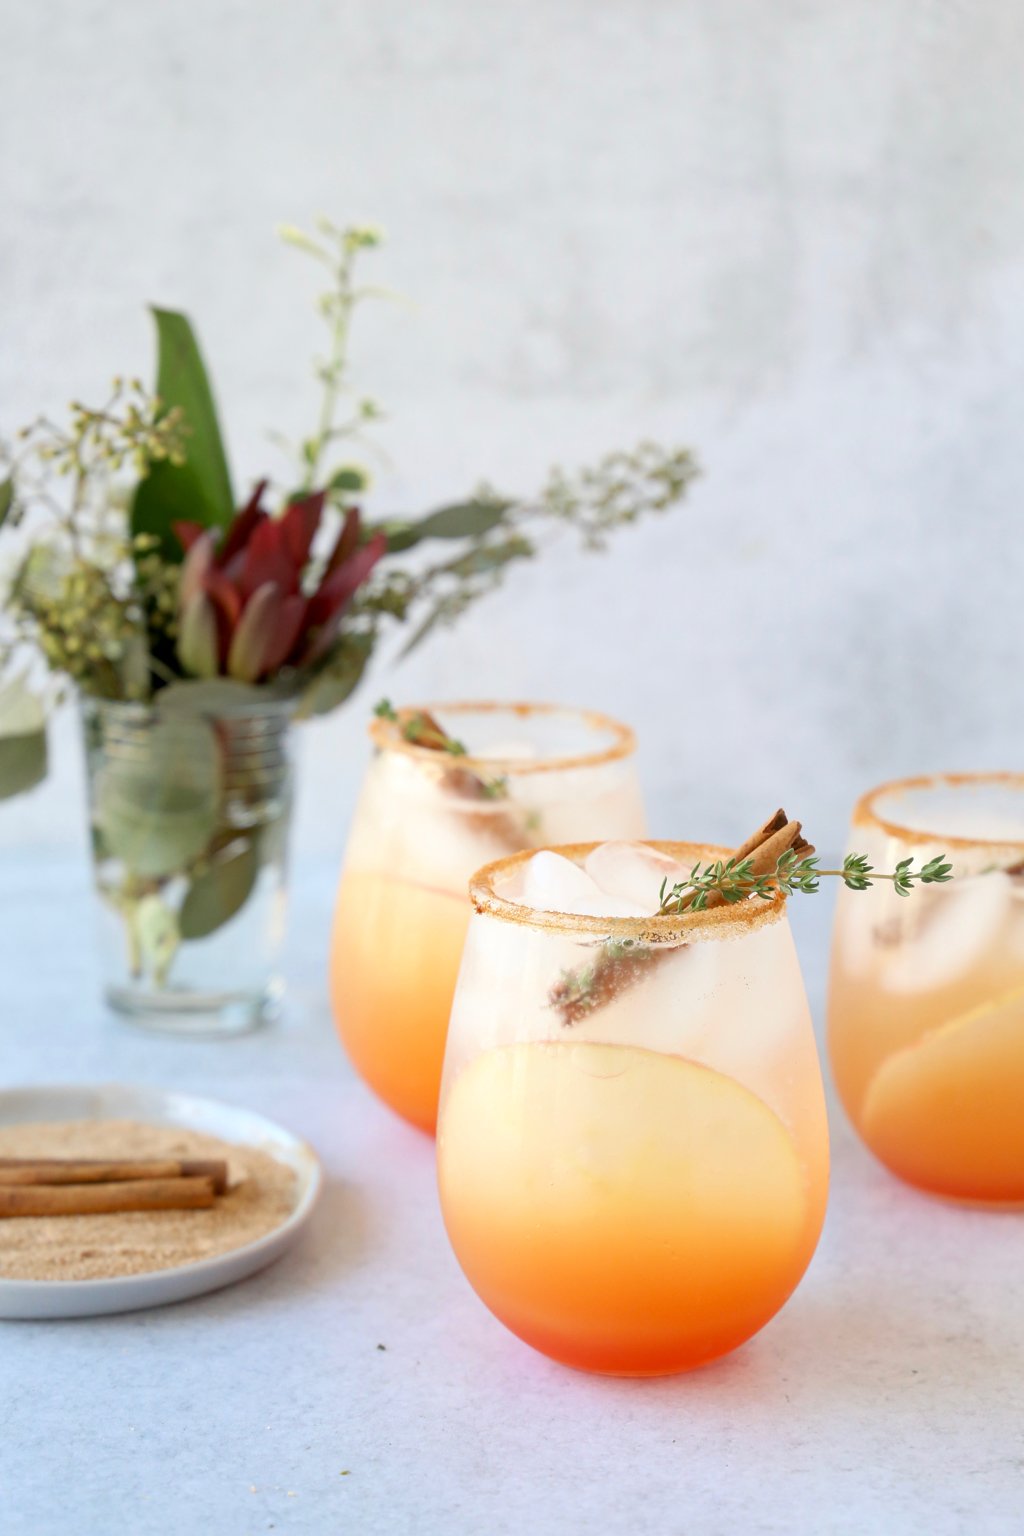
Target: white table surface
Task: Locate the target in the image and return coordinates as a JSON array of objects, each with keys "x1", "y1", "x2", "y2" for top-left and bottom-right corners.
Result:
[{"x1": 1, "y1": 853, "x2": 1022, "y2": 1536}]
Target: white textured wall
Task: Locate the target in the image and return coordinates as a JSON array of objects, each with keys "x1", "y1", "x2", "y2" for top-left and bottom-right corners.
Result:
[{"x1": 3, "y1": 0, "x2": 1024, "y2": 866}]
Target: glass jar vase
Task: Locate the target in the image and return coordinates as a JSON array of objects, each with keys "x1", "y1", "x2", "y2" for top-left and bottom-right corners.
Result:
[{"x1": 82, "y1": 692, "x2": 294, "y2": 1036}]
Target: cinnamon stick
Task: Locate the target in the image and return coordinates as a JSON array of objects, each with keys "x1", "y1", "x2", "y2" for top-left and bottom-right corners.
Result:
[
  {"x1": 676, "y1": 817, "x2": 814, "y2": 913},
  {"x1": 398, "y1": 707, "x2": 533, "y2": 852},
  {"x1": 0, "y1": 1158, "x2": 228, "y2": 1194},
  {"x1": 0, "y1": 1176, "x2": 218, "y2": 1219},
  {"x1": 551, "y1": 811, "x2": 812, "y2": 1025}
]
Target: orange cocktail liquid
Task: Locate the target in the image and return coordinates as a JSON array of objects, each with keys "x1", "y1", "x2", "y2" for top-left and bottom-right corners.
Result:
[
  {"x1": 438, "y1": 1040, "x2": 828, "y2": 1375},
  {"x1": 829, "y1": 955, "x2": 1024, "y2": 1204},
  {"x1": 331, "y1": 870, "x2": 471, "y2": 1133}
]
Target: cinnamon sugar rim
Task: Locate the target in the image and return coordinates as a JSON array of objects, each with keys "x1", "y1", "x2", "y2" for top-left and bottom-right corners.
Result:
[
  {"x1": 469, "y1": 841, "x2": 787, "y2": 942},
  {"x1": 855, "y1": 772, "x2": 1024, "y2": 851},
  {"x1": 368, "y1": 701, "x2": 636, "y2": 775}
]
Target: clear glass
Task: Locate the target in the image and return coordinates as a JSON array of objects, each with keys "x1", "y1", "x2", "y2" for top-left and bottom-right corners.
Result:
[
  {"x1": 437, "y1": 842, "x2": 829, "y2": 1376},
  {"x1": 828, "y1": 773, "x2": 1024, "y2": 1204},
  {"x1": 330, "y1": 703, "x2": 646, "y2": 1132},
  {"x1": 82, "y1": 696, "x2": 293, "y2": 1036}
]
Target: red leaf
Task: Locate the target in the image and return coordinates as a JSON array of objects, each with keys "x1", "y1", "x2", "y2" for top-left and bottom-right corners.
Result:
[
  {"x1": 323, "y1": 508, "x2": 362, "y2": 575},
  {"x1": 281, "y1": 492, "x2": 325, "y2": 568},
  {"x1": 177, "y1": 592, "x2": 220, "y2": 679},
  {"x1": 239, "y1": 518, "x2": 300, "y2": 600},
  {"x1": 173, "y1": 521, "x2": 207, "y2": 555},
  {"x1": 307, "y1": 531, "x2": 386, "y2": 629},
  {"x1": 179, "y1": 530, "x2": 217, "y2": 607},
  {"x1": 221, "y1": 480, "x2": 270, "y2": 566},
  {"x1": 261, "y1": 593, "x2": 308, "y2": 673},
  {"x1": 227, "y1": 583, "x2": 282, "y2": 682},
  {"x1": 299, "y1": 531, "x2": 387, "y2": 665},
  {"x1": 204, "y1": 570, "x2": 244, "y2": 663}
]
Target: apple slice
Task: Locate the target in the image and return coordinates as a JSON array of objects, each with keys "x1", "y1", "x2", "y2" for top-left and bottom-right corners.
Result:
[{"x1": 862, "y1": 984, "x2": 1024, "y2": 1201}]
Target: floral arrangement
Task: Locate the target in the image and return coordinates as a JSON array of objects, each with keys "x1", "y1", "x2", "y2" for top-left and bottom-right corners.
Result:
[
  {"x1": 0, "y1": 219, "x2": 698, "y2": 802},
  {"x1": 0, "y1": 220, "x2": 698, "y2": 989}
]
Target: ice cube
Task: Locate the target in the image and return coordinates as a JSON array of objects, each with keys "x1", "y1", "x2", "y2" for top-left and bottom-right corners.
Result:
[
  {"x1": 510, "y1": 850, "x2": 648, "y2": 918},
  {"x1": 882, "y1": 872, "x2": 1013, "y2": 994},
  {"x1": 584, "y1": 841, "x2": 686, "y2": 915}
]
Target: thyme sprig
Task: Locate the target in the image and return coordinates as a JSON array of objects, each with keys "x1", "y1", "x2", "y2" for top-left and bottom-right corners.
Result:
[
  {"x1": 374, "y1": 697, "x2": 466, "y2": 755},
  {"x1": 656, "y1": 850, "x2": 954, "y2": 914}
]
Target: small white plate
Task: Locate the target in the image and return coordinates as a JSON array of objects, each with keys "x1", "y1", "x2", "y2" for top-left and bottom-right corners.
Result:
[{"x1": 0, "y1": 1084, "x2": 322, "y2": 1320}]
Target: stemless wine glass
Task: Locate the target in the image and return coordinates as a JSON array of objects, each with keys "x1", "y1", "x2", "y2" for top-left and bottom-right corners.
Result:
[
  {"x1": 330, "y1": 703, "x2": 645, "y2": 1132},
  {"x1": 437, "y1": 842, "x2": 830, "y2": 1376},
  {"x1": 828, "y1": 773, "x2": 1024, "y2": 1204}
]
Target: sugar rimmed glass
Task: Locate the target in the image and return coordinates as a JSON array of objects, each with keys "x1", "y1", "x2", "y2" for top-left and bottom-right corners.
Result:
[
  {"x1": 828, "y1": 773, "x2": 1024, "y2": 1203},
  {"x1": 436, "y1": 841, "x2": 830, "y2": 1376},
  {"x1": 330, "y1": 704, "x2": 645, "y2": 1132}
]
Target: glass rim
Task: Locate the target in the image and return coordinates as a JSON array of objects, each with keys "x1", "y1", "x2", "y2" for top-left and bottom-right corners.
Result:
[
  {"x1": 469, "y1": 840, "x2": 788, "y2": 942},
  {"x1": 368, "y1": 700, "x2": 637, "y2": 776},
  {"x1": 854, "y1": 772, "x2": 1024, "y2": 852},
  {"x1": 80, "y1": 690, "x2": 296, "y2": 722}
]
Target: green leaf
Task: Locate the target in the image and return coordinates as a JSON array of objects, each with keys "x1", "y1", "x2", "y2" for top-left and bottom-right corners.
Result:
[
  {"x1": 131, "y1": 308, "x2": 235, "y2": 560},
  {"x1": 179, "y1": 836, "x2": 261, "y2": 940},
  {"x1": 94, "y1": 715, "x2": 222, "y2": 878},
  {"x1": 328, "y1": 466, "x2": 368, "y2": 494},
  {"x1": 0, "y1": 477, "x2": 13, "y2": 528},
  {"x1": 378, "y1": 497, "x2": 513, "y2": 554},
  {"x1": 296, "y1": 635, "x2": 372, "y2": 718},
  {"x1": 0, "y1": 731, "x2": 47, "y2": 801},
  {"x1": 0, "y1": 672, "x2": 47, "y2": 800},
  {"x1": 156, "y1": 678, "x2": 288, "y2": 716}
]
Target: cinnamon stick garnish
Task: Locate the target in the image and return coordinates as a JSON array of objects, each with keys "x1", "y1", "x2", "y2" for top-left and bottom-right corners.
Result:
[
  {"x1": 0, "y1": 1158, "x2": 228, "y2": 1194},
  {"x1": 0, "y1": 1176, "x2": 218, "y2": 1219},
  {"x1": 675, "y1": 815, "x2": 814, "y2": 913},
  {"x1": 551, "y1": 811, "x2": 812, "y2": 1024}
]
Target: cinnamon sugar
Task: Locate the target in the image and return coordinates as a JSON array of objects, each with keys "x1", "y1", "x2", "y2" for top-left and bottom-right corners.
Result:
[{"x1": 0, "y1": 1119, "x2": 296, "y2": 1281}]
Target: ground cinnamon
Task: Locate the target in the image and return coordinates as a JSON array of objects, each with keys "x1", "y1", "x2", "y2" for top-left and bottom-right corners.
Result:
[{"x1": 0, "y1": 1120, "x2": 296, "y2": 1282}]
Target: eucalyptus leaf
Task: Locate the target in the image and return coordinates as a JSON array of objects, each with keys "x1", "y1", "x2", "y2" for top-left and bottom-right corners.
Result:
[
  {"x1": 328, "y1": 465, "x2": 368, "y2": 493},
  {"x1": 179, "y1": 837, "x2": 261, "y2": 940},
  {"x1": 0, "y1": 731, "x2": 47, "y2": 801},
  {"x1": 131, "y1": 308, "x2": 235, "y2": 560},
  {"x1": 94, "y1": 716, "x2": 222, "y2": 878},
  {"x1": 378, "y1": 497, "x2": 512, "y2": 554},
  {"x1": 0, "y1": 477, "x2": 13, "y2": 527},
  {"x1": 0, "y1": 672, "x2": 48, "y2": 800},
  {"x1": 157, "y1": 678, "x2": 275, "y2": 717},
  {"x1": 296, "y1": 636, "x2": 372, "y2": 719}
]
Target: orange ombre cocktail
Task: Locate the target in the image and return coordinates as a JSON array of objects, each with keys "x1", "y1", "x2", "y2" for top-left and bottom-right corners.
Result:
[
  {"x1": 330, "y1": 703, "x2": 644, "y2": 1132},
  {"x1": 437, "y1": 839, "x2": 830, "y2": 1375},
  {"x1": 828, "y1": 773, "x2": 1024, "y2": 1204}
]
